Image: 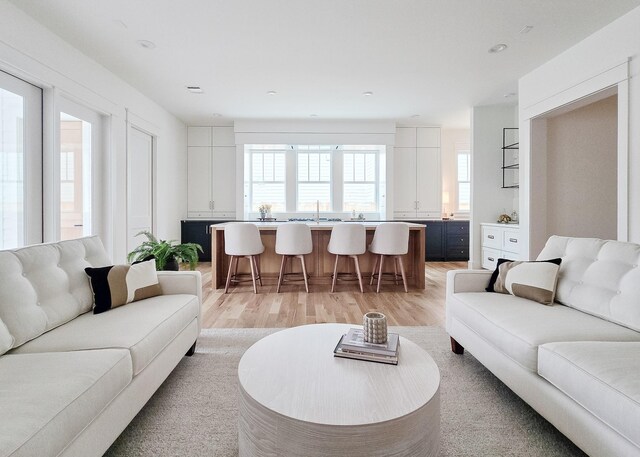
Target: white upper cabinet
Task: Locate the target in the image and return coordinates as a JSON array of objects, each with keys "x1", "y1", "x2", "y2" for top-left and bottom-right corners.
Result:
[
  {"x1": 187, "y1": 126, "x2": 236, "y2": 218},
  {"x1": 393, "y1": 127, "x2": 441, "y2": 219},
  {"x1": 417, "y1": 127, "x2": 440, "y2": 148},
  {"x1": 187, "y1": 126, "x2": 212, "y2": 147}
]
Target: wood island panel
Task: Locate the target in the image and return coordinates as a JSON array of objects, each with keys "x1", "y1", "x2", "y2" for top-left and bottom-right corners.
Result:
[{"x1": 211, "y1": 223, "x2": 426, "y2": 290}]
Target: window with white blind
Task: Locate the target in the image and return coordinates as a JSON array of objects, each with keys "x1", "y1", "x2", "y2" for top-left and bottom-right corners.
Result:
[
  {"x1": 297, "y1": 145, "x2": 332, "y2": 211},
  {"x1": 343, "y1": 146, "x2": 378, "y2": 212},
  {"x1": 457, "y1": 149, "x2": 471, "y2": 212},
  {"x1": 245, "y1": 144, "x2": 384, "y2": 216},
  {"x1": 248, "y1": 145, "x2": 286, "y2": 212}
]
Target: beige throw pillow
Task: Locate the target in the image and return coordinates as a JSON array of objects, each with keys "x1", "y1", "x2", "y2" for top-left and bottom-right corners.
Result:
[{"x1": 492, "y1": 259, "x2": 562, "y2": 305}]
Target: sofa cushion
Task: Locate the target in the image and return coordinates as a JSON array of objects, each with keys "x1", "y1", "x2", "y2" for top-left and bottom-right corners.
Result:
[
  {"x1": 85, "y1": 259, "x2": 162, "y2": 314},
  {"x1": 0, "y1": 236, "x2": 110, "y2": 348},
  {"x1": 448, "y1": 291, "x2": 640, "y2": 371},
  {"x1": 538, "y1": 342, "x2": 640, "y2": 448},
  {"x1": 11, "y1": 294, "x2": 198, "y2": 375},
  {"x1": 0, "y1": 319, "x2": 13, "y2": 356},
  {"x1": 537, "y1": 236, "x2": 640, "y2": 332},
  {"x1": 489, "y1": 258, "x2": 562, "y2": 305},
  {"x1": 0, "y1": 349, "x2": 132, "y2": 457}
]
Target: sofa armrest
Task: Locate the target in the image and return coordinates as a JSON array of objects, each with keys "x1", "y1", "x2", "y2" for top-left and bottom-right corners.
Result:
[
  {"x1": 446, "y1": 269, "x2": 492, "y2": 297},
  {"x1": 157, "y1": 271, "x2": 202, "y2": 332}
]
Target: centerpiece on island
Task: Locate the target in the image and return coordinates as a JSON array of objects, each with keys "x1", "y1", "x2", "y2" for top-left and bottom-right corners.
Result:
[{"x1": 258, "y1": 203, "x2": 272, "y2": 220}]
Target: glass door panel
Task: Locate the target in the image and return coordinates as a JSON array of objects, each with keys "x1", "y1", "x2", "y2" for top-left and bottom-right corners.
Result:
[
  {"x1": 59, "y1": 112, "x2": 92, "y2": 240},
  {"x1": 0, "y1": 71, "x2": 42, "y2": 249}
]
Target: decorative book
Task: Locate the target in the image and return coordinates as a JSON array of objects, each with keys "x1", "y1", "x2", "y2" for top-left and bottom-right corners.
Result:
[{"x1": 333, "y1": 329, "x2": 400, "y2": 365}]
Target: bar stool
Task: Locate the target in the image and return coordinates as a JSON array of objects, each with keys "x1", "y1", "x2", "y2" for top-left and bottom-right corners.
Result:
[
  {"x1": 369, "y1": 222, "x2": 410, "y2": 293},
  {"x1": 224, "y1": 223, "x2": 264, "y2": 294},
  {"x1": 328, "y1": 223, "x2": 366, "y2": 293},
  {"x1": 276, "y1": 223, "x2": 313, "y2": 293}
]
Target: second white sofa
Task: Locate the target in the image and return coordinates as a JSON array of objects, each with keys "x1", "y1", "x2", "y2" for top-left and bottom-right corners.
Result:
[
  {"x1": 0, "y1": 236, "x2": 201, "y2": 457},
  {"x1": 447, "y1": 235, "x2": 640, "y2": 457}
]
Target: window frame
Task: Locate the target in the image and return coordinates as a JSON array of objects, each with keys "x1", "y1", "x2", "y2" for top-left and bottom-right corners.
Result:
[{"x1": 456, "y1": 147, "x2": 471, "y2": 213}]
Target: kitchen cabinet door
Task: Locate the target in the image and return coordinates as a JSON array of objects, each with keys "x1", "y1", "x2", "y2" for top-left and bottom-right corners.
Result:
[
  {"x1": 393, "y1": 147, "x2": 418, "y2": 215},
  {"x1": 211, "y1": 146, "x2": 236, "y2": 216},
  {"x1": 187, "y1": 146, "x2": 213, "y2": 217},
  {"x1": 416, "y1": 147, "x2": 441, "y2": 216}
]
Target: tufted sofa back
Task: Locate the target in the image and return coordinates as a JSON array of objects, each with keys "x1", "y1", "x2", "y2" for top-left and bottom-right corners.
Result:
[
  {"x1": 537, "y1": 236, "x2": 640, "y2": 332},
  {"x1": 0, "y1": 236, "x2": 110, "y2": 353}
]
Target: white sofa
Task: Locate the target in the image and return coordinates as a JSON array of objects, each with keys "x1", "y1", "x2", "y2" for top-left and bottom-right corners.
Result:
[
  {"x1": 0, "y1": 236, "x2": 202, "y2": 457},
  {"x1": 446, "y1": 236, "x2": 640, "y2": 457}
]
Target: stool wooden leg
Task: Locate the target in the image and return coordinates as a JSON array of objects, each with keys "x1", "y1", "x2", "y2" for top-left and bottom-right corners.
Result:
[
  {"x1": 331, "y1": 255, "x2": 339, "y2": 292},
  {"x1": 398, "y1": 255, "x2": 408, "y2": 293},
  {"x1": 253, "y1": 256, "x2": 262, "y2": 286},
  {"x1": 353, "y1": 255, "x2": 364, "y2": 293},
  {"x1": 299, "y1": 255, "x2": 309, "y2": 293},
  {"x1": 249, "y1": 255, "x2": 258, "y2": 294},
  {"x1": 224, "y1": 255, "x2": 235, "y2": 293},
  {"x1": 377, "y1": 255, "x2": 385, "y2": 293},
  {"x1": 370, "y1": 255, "x2": 379, "y2": 286},
  {"x1": 394, "y1": 257, "x2": 399, "y2": 285},
  {"x1": 277, "y1": 255, "x2": 286, "y2": 293}
]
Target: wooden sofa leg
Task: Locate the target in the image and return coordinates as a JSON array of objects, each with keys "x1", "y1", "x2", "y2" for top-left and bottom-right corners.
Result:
[
  {"x1": 185, "y1": 341, "x2": 197, "y2": 357},
  {"x1": 450, "y1": 337, "x2": 464, "y2": 355}
]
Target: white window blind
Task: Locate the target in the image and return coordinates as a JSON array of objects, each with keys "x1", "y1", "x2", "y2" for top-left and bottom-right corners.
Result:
[
  {"x1": 297, "y1": 145, "x2": 331, "y2": 211},
  {"x1": 457, "y1": 150, "x2": 470, "y2": 211},
  {"x1": 343, "y1": 146, "x2": 377, "y2": 212},
  {"x1": 249, "y1": 145, "x2": 286, "y2": 212}
]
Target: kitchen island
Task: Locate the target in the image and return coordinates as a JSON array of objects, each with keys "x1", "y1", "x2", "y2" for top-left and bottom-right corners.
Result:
[{"x1": 210, "y1": 221, "x2": 426, "y2": 290}]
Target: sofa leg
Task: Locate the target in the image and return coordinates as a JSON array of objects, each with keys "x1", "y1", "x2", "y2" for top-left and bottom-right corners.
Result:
[
  {"x1": 450, "y1": 337, "x2": 464, "y2": 355},
  {"x1": 185, "y1": 341, "x2": 197, "y2": 357}
]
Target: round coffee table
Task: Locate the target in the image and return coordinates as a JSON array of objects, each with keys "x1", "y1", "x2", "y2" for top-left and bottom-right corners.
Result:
[{"x1": 238, "y1": 323, "x2": 440, "y2": 457}]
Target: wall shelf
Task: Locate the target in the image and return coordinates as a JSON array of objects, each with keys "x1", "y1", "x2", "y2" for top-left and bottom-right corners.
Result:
[{"x1": 502, "y1": 128, "x2": 519, "y2": 189}]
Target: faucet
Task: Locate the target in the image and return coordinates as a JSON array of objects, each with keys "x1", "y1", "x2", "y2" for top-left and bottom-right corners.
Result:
[{"x1": 315, "y1": 200, "x2": 320, "y2": 223}]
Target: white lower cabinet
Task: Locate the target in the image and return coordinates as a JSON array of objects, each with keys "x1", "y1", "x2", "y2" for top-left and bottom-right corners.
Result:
[{"x1": 481, "y1": 223, "x2": 520, "y2": 270}]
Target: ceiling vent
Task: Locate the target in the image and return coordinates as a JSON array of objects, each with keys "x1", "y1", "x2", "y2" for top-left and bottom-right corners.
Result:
[{"x1": 186, "y1": 86, "x2": 204, "y2": 94}]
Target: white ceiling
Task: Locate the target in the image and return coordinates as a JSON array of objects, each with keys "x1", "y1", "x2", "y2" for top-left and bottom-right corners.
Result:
[{"x1": 11, "y1": 0, "x2": 640, "y2": 128}]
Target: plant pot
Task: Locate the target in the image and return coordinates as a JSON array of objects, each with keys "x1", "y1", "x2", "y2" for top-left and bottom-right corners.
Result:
[{"x1": 164, "y1": 258, "x2": 179, "y2": 271}]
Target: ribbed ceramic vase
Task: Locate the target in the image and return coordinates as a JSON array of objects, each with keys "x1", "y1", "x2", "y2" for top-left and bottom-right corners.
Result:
[{"x1": 363, "y1": 312, "x2": 388, "y2": 344}]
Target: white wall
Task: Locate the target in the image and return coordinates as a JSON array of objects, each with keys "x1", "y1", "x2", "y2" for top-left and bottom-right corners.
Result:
[
  {"x1": 0, "y1": 1, "x2": 187, "y2": 262},
  {"x1": 469, "y1": 104, "x2": 518, "y2": 268},
  {"x1": 519, "y1": 5, "x2": 640, "y2": 257}
]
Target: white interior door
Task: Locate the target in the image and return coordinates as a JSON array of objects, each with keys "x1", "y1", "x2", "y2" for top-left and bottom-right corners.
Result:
[
  {"x1": 0, "y1": 70, "x2": 42, "y2": 249},
  {"x1": 127, "y1": 126, "x2": 154, "y2": 253}
]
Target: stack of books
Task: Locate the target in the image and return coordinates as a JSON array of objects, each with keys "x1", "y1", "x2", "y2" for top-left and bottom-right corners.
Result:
[{"x1": 333, "y1": 328, "x2": 400, "y2": 365}]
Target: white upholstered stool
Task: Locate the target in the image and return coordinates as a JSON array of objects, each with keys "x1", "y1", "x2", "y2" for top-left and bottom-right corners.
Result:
[
  {"x1": 328, "y1": 223, "x2": 366, "y2": 293},
  {"x1": 224, "y1": 223, "x2": 265, "y2": 294},
  {"x1": 369, "y1": 222, "x2": 410, "y2": 293},
  {"x1": 276, "y1": 223, "x2": 313, "y2": 293}
]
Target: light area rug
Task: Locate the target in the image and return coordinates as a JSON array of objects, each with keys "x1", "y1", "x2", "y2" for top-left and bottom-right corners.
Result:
[{"x1": 105, "y1": 326, "x2": 586, "y2": 457}]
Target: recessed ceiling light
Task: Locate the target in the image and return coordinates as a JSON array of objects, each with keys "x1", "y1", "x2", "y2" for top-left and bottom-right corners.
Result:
[
  {"x1": 410, "y1": 114, "x2": 420, "y2": 118},
  {"x1": 362, "y1": 91, "x2": 374, "y2": 96},
  {"x1": 519, "y1": 25, "x2": 534, "y2": 34},
  {"x1": 504, "y1": 92, "x2": 517, "y2": 98},
  {"x1": 267, "y1": 90, "x2": 277, "y2": 96},
  {"x1": 212, "y1": 113, "x2": 222, "y2": 117},
  {"x1": 488, "y1": 43, "x2": 508, "y2": 54},
  {"x1": 186, "y1": 86, "x2": 203, "y2": 94},
  {"x1": 137, "y1": 40, "x2": 156, "y2": 50}
]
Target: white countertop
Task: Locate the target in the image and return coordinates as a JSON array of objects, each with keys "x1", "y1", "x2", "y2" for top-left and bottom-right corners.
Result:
[
  {"x1": 480, "y1": 222, "x2": 520, "y2": 228},
  {"x1": 211, "y1": 221, "x2": 426, "y2": 230}
]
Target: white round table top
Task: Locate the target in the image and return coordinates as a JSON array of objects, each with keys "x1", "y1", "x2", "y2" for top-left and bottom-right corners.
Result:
[{"x1": 238, "y1": 323, "x2": 440, "y2": 426}]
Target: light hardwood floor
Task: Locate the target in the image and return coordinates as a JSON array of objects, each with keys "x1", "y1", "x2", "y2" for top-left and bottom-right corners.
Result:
[{"x1": 197, "y1": 261, "x2": 466, "y2": 328}]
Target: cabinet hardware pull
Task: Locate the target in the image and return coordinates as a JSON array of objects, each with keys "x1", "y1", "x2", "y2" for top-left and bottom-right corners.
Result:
[
  {"x1": 509, "y1": 238, "x2": 518, "y2": 243},
  {"x1": 488, "y1": 235, "x2": 495, "y2": 239},
  {"x1": 488, "y1": 257, "x2": 495, "y2": 262}
]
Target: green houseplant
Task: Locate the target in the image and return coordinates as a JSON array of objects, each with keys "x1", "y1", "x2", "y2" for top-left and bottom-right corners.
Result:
[{"x1": 127, "y1": 231, "x2": 203, "y2": 271}]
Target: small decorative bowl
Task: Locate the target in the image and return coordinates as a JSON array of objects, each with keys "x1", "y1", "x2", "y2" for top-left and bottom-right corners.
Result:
[{"x1": 363, "y1": 312, "x2": 388, "y2": 344}]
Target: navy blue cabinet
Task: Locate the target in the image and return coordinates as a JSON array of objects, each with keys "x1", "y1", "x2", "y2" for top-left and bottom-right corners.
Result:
[
  {"x1": 181, "y1": 220, "x2": 232, "y2": 261},
  {"x1": 413, "y1": 220, "x2": 469, "y2": 261}
]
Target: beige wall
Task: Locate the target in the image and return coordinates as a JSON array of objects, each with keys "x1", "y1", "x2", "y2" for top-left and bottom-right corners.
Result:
[{"x1": 546, "y1": 95, "x2": 617, "y2": 239}]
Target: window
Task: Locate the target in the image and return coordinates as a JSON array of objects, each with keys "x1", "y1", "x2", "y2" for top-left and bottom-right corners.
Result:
[
  {"x1": 245, "y1": 144, "x2": 384, "y2": 216},
  {"x1": 343, "y1": 146, "x2": 377, "y2": 212},
  {"x1": 248, "y1": 145, "x2": 286, "y2": 212},
  {"x1": 297, "y1": 145, "x2": 331, "y2": 211},
  {"x1": 457, "y1": 149, "x2": 470, "y2": 211}
]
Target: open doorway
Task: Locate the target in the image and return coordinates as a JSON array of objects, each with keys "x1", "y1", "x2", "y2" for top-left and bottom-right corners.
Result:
[{"x1": 529, "y1": 88, "x2": 618, "y2": 250}]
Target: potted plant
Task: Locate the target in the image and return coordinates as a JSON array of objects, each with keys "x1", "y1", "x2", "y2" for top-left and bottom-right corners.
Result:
[{"x1": 127, "y1": 231, "x2": 203, "y2": 271}]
